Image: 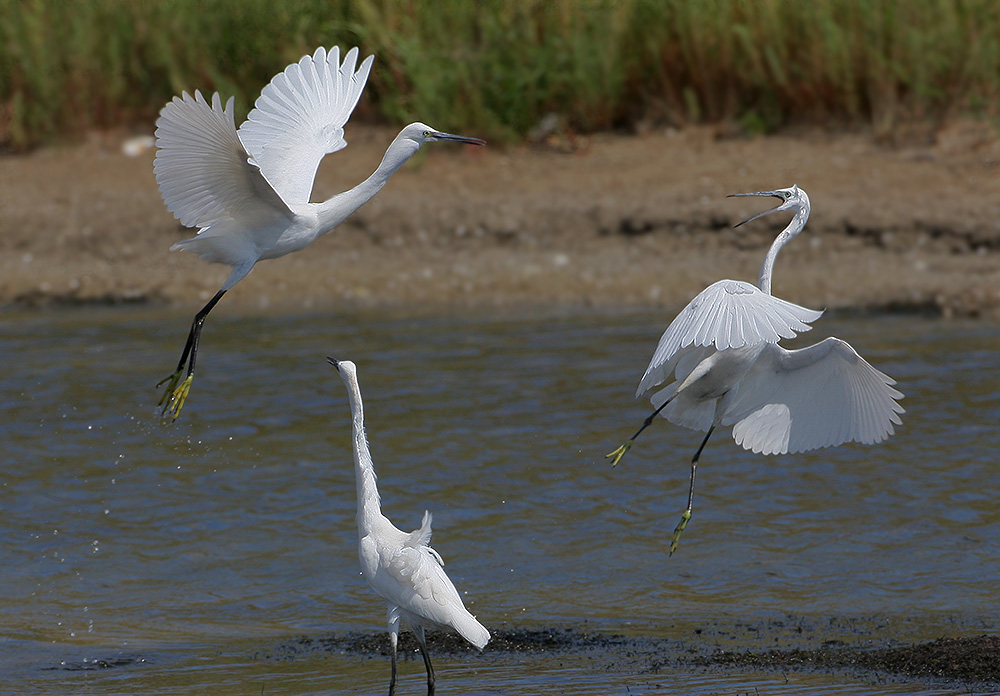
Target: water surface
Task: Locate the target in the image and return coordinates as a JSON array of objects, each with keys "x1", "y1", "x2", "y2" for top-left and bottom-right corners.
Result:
[{"x1": 1, "y1": 306, "x2": 997, "y2": 695}]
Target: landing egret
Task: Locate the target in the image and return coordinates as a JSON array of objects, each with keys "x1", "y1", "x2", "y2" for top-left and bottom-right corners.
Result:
[
  {"x1": 154, "y1": 47, "x2": 485, "y2": 419},
  {"x1": 329, "y1": 357, "x2": 489, "y2": 695},
  {"x1": 607, "y1": 185, "x2": 904, "y2": 555}
]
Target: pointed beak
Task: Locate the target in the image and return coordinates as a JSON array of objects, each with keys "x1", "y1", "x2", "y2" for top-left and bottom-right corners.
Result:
[
  {"x1": 727, "y1": 190, "x2": 786, "y2": 228},
  {"x1": 428, "y1": 130, "x2": 486, "y2": 146},
  {"x1": 326, "y1": 356, "x2": 340, "y2": 372}
]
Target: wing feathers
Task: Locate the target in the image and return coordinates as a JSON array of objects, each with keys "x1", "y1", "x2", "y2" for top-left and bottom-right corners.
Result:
[
  {"x1": 238, "y1": 46, "x2": 375, "y2": 205},
  {"x1": 637, "y1": 280, "x2": 823, "y2": 396},
  {"x1": 726, "y1": 339, "x2": 904, "y2": 454},
  {"x1": 154, "y1": 90, "x2": 292, "y2": 233}
]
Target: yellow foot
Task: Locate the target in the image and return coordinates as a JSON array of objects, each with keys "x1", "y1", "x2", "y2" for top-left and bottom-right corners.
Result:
[
  {"x1": 605, "y1": 441, "x2": 633, "y2": 468},
  {"x1": 156, "y1": 370, "x2": 183, "y2": 409},
  {"x1": 668, "y1": 509, "x2": 692, "y2": 557},
  {"x1": 162, "y1": 375, "x2": 194, "y2": 421}
]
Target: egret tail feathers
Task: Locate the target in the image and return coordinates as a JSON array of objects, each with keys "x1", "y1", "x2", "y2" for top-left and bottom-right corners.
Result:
[
  {"x1": 408, "y1": 510, "x2": 433, "y2": 547},
  {"x1": 453, "y1": 612, "x2": 490, "y2": 650}
]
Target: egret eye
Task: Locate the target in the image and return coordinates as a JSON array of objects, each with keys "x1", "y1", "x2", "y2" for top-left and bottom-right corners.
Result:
[{"x1": 423, "y1": 130, "x2": 431, "y2": 138}]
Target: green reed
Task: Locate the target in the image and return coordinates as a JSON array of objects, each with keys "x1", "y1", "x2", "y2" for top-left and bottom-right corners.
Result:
[{"x1": 2, "y1": 0, "x2": 999, "y2": 150}]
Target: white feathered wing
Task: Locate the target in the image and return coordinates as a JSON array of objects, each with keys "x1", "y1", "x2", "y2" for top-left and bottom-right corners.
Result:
[
  {"x1": 722, "y1": 339, "x2": 905, "y2": 455},
  {"x1": 238, "y1": 46, "x2": 374, "y2": 205},
  {"x1": 153, "y1": 90, "x2": 294, "y2": 271},
  {"x1": 154, "y1": 90, "x2": 293, "y2": 230},
  {"x1": 637, "y1": 279, "x2": 824, "y2": 397}
]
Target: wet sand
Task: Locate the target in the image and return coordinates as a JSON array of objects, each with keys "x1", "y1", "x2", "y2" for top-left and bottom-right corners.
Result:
[
  {"x1": 2, "y1": 121, "x2": 1000, "y2": 317},
  {"x1": 257, "y1": 622, "x2": 1000, "y2": 689},
  {"x1": 46, "y1": 625, "x2": 1000, "y2": 692}
]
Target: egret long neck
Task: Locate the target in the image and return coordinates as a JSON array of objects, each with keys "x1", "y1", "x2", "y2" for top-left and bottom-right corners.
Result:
[
  {"x1": 315, "y1": 131, "x2": 420, "y2": 233},
  {"x1": 344, "y1": 375, "x2": 383, "y2": 534},
  {"x1": 757, "y1": 205, "x2": 809, "y2": 295}
]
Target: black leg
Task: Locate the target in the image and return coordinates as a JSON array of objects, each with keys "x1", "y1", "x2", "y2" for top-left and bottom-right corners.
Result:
[
  {"x1": 669, "y1": 425, "x2": 714, "y2": 556},
  {"x1": 157, "y1": 288, "x2": 226, "y2": 420},
  {"x1": 632, "y1": 396, "x2": 675, "y2": 442},
  {"x1": 688, "y1": 425, "x2": 713, "y2": 506},
  {"x1": 606, "y1": 395, "x2": 674, "y2": 467},
  {"x1": 185, "y1": 288, "x2": 226, "y2": 377},
  {"x1": 414, "y1": 626, "x2": 435, "y2": 696},
  {"x1": 388, "y1": 631, "x2": 398, "y2": 696}
]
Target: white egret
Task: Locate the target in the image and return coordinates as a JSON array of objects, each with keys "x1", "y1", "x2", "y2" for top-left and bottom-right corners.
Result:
[
  {"x1": 329, "y1": 357, "x2": 489, "y2": 695},
  {"x1": 607, "y1": 185, "x2": 904, "y2": 555},
  {"x1": 154, "y1": 47, "x2": 485, "y2": 419}
]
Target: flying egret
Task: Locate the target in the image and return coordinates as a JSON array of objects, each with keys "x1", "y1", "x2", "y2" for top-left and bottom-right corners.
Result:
[
  {"x1": 606, "y1": 185, "x2": 904, "y2": 555},
  {"x1": 329, "y1": 357, "x2": 489, "y2": 695},
  {"x1": 153, "y1": 47, "x2": 485, "y2": 420}
]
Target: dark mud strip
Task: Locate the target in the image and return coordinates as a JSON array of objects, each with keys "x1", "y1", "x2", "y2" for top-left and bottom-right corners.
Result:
[
  {"x1": 39, "y1": 625, "x2": 1000, "y2": 689},
  {"x1": 257, "y1": 625, "x2": 1000, "y2": 690},
  {"x1": 707, "y1": 635, "x2": 1000, "y2": 684},
  {"x1": 255, "y1": 627, "x2": 631, "y2": 660}
]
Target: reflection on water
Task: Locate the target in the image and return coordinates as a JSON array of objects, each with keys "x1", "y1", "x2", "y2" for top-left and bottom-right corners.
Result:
[{"x1": 0, "y1": 306, "x2": 997, "y2": 695}]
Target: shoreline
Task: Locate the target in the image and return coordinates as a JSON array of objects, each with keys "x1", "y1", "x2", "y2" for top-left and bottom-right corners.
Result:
[
  {"x1": 3, "y1": 123, "x2": 1000, "y2": 318},
  {"x1": 262, "y1": 621, "x2": 1000, "y2": 688}
]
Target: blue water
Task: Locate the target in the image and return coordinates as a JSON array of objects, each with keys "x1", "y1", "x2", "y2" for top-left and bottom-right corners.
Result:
[{"x1": 1, "y1": 306, "x2": 997, "y2": 695}]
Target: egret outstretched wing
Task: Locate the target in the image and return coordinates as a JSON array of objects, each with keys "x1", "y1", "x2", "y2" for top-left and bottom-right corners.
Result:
[
  {"x1": 608, "y1": 186, "x2": 903, "y2": 556},
  {"x1": 724, "y1": 338, "x2": 905, "y2": 455},
  {"x1": 154, "y1": 91, "x2": 293, "y2": 231},
  {"x1": 637, "y1": 279, "x2": 823, "y2": 395},
  {"x1": 155, "y1": 46, "x2": 485, "y2": 426},
  {"x1": 238, "y1": 46, "x2": 374, "y2": 205}
]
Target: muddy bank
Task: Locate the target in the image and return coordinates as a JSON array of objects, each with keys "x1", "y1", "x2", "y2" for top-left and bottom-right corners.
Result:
[
  {"x1": 708, "y1": 635, "x2": 1000, "y2": 684},
  {"x1": 45, "y1": 620, "x2": 1000, "y2": 689},
  {"x1": 253, "y1": 621, "x2": 1000, "y2": 689},
  {"x1": 2, "y1": 122, "x2": 1000, "y2": 317}
]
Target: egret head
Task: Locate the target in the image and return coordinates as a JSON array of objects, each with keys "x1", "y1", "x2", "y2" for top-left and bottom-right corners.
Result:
[
  {"x1": 379, "y1": 123, "x2": 485, "y2": 180},
  {"x1": 327, "y1": 356, "x2": 356, "y2": 380},
  {"x1": 728, "y1": 185, "x2": 810, "y2": 228},
  {"x1": 403, "y1": 122, "x2": 486, "y2": 148}
]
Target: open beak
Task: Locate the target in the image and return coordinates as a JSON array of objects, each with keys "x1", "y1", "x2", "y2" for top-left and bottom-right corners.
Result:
[
  {"x1": 428, "y1": 130, "x2": 486, "y2": 146},
  {"x1": 326, "y1": 356, "x2": 340, "y2": 371},
  {"x1": 727, "y1": 190, "x2": 786, "y2": 228}
]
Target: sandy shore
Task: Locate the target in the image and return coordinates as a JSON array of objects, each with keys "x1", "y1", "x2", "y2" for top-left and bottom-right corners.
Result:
[{"x1": 3, "y1": 122, "x2": 1000, "y2": 317}]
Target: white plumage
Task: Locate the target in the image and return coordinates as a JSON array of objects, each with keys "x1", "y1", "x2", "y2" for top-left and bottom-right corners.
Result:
[
  {"x1": 239, "y1": 47, "x2": 373, "y2": 206},
  {"x1": 153, "y1": 47, "x2": 485, "y2": 420},
  {"x1": 609, "y1": 185, "x2": 904, "y2": 554},
  {"x1": 330, "y1": 358, "x2": 488, "y2": 696},
  {"x1": 636, "y1": 278, "x2": 823, "y2": 396}
]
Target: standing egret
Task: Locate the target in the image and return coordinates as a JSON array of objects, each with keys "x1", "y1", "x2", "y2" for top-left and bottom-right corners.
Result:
[
  {"x1": 154, "y1": 47, "x2": 485, "y2": 420},
  {"x1": 607, "y1": 185, "x2": 904, "y2": 555},
  {"x1": 329, "y1": 358, "x2": 489, "y2": 695}
]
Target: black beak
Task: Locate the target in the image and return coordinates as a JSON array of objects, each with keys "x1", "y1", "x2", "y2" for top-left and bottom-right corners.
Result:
[{"x1": 429, "y1": 130, "x2": 486, "y2": 146}]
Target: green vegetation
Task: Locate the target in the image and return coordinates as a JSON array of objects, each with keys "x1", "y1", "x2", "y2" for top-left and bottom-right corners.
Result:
[{"x1": 2, "y1": 0, "x2": 999, "y2": 150}]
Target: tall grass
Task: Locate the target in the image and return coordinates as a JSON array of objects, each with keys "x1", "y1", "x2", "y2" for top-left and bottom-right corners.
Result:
[{"x1": 2, "y1": 0, "x2": 999, "y2": 150}]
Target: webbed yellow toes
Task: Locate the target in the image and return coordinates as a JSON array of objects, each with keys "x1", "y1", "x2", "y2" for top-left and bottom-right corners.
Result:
[
  {"x1": 669, "y1": 509, "x2": 692, "y2": 556},
  {"x1": 163, "y1": 375, "x2": 194, "y2": 421},
  {"x1": 605, "y1": 441, "x2": 633, "y2": 467}
]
